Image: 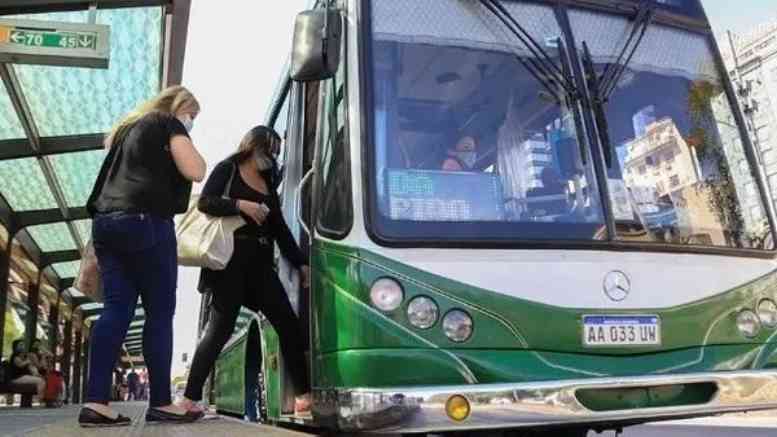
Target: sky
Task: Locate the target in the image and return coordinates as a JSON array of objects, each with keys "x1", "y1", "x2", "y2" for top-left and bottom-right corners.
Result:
[
  {"x1": 170, "y1": 0, "x2": 307, "y2": 378},
  {"x1": 167, "y1": 1, "x2": 777, "y2": 378},
  {"x1": 702, "y1": 0, "x2": 777, "y2": 35}
]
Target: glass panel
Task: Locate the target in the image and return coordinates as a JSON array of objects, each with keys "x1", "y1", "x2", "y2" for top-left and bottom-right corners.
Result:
[
  {"x1": 0, "y1": 158, "x2": 58, "y2": 210},
  {"x1": 52, "y1": 261, "x2": 79, "y2": 278},
  {"x1": 0, "y1": 84, "x2": 25, "y2": 140},
  {"x1": 316, "y1": 36, "x2": 352, "y2": 237},
  {"x1": 50, "y1": 150, "x2": 107, "y2": 207},
  {"x1": 26, "y1": 223, "x2": 77, "y2": 252},
  {"x1": 369, "y1": 0, "x2": 605, "y2": 242},
  {"x1": 570, "y1": 9, "x2": 773, "y2": 249},
  {"x1": 3, "y1": 307, "x2": 26, "y2": 357},
  {"x1": 74, "y1": 219, "x2": 92, "y2": 243},
  {"x1": 12, "y1": 7, "x2": 163, "y2": 137}
]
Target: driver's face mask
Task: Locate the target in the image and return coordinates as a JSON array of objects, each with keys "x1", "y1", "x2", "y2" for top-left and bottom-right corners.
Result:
[{"x1": 454, "y1": 151, "x2": 477, "y2": 168}]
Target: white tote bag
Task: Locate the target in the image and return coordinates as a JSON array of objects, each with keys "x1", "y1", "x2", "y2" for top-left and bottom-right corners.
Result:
[{"x1": 175, "y1": 164, "x2": 245, "y2": 270}]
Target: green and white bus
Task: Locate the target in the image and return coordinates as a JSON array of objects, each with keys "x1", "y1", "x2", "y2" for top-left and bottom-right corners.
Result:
[{"x1": 203, "y1": 0, "x2": 777, "y2": 435}]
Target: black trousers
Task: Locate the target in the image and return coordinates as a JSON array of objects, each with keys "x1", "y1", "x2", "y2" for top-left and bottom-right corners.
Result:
[{"x1": 184, "y1": 241, "x2": 310, "y2": 401}]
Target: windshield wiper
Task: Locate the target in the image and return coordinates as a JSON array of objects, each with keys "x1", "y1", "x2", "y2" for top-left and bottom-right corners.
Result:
[
  {"x1": 582, "y1": 41, "x2": 614, "y2": 168},
  {"x1": 582, "y1": 1, "x2": 655, "y2": 168},
  {"x1": 597, "y1": 1, "x2": 656, "y2": 100},
  {"x1": 478, "y1": 0, "x2": 577, "y2": 99}
]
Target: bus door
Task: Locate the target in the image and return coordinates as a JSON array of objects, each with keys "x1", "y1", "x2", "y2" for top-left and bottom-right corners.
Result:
[{"x1": 274, "y1": 79, "x2": 321, "y2": 413}]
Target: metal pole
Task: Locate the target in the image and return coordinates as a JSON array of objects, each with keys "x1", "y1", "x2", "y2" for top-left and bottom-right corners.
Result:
[
  {"x1": 48, "y1": 289, "x2": 61, "y2": 352},
  {"x1": 72, "y1": 322, "x2": 82, "y2": 404},
  {"x1": 0, "y1": 234, "x2": 14, "y2": 360},
  {"x1": 25, "y1": 269, "x2": 42, "y2": 348},
  {"x1": 81, "y1": 324, "x2": 91, "y2": 403},
  {"x1": 62, "y1": 316, "x2": 73, "y2": 404}
]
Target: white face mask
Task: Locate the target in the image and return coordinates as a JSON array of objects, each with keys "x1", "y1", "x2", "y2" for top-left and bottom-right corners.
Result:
[
  {"x1": 178, "y1": 114, "x2": 194, "y2": 133},
  {"x1": 254, "y1": 150, "x2": 274, "y2": 171},
  {"x1": 454, "y1": 151, "x2": 477, "y2": 168}
]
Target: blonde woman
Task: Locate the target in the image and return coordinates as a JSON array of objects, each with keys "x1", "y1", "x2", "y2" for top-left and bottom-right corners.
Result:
[{"x1": 79, "y1": 86, "x2": 207, "y2": 427}]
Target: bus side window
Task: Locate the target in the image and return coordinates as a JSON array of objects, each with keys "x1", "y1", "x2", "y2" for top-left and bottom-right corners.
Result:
[{"x1": 315, "y1": 17, "x2": 352, "y2": 239}]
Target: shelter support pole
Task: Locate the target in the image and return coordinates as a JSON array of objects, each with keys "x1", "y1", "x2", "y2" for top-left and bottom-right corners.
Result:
[
  {"x1": 80, "y1": 324, "x2": 91, "y2": 403},
  {"x1": 24, "y1": 269, "x2": 42, "y2": 348},
  {"x1": 62, "y1": 316, "x2": 73, "y2": 403},
  {"x1": 0, "y1": 235, "x2": 13, "y2": 360},
  {"x1": 48, "y1": 290, "x2": 61, "y2": 351},
  {"x1": 72, "y1": 323, "x2": 83, "y2": 403}
]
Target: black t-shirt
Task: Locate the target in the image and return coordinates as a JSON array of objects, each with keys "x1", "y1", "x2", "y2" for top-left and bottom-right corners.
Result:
[
  {"x1": 8, "y1": 352, "x2": 31, "y2": 381},
  {"x1": 88, "y1": 112, "x2": 192, "y2": 217}
]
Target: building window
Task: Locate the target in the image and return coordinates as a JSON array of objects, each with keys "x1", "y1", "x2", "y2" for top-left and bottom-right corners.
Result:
[
  {"x1": 769, "y1": 174, "x2": 777, "y2": 197},
  {"x1": 763, "y1": 149, "x2": 777, "y2": 164},
  {"x1": 670, "y1": 175, "x2": 680, "y2": 187},
  {"x1": 638, "y1": 165, "x2": 646, "y2": 175},
  {"x1": 745, "y1": 182, "x2": 758, "y2": 199}
]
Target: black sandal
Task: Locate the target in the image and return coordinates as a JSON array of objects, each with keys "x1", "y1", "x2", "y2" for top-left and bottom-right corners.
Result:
[
  {"x1": 145, "y1": 407, "x2": 204, "y2": 424},
  {"x1": 78, "y1": 407, "x2": 132, "y2": 428}
]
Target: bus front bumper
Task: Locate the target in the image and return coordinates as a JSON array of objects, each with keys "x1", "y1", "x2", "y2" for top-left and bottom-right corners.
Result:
[{"x1": 312, "y1": 370, "x2": 777, "y2": 432}]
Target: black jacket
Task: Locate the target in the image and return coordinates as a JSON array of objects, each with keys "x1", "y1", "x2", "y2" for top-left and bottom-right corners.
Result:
[{"x1": 197, "y1": 157, "x2": 305, "y2": 293}]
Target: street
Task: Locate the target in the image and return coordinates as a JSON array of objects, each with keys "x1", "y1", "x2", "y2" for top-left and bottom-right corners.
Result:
[{"x1": 590, "y1": 425, "x2": 776, "y2": 436}]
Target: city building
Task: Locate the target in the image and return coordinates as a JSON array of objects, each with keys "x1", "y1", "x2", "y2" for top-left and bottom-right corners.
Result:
[
  {"x1": 623, "y1": 117, "x2": 700, "y2": 199},
  {"x1": 719, "y1": 19, "x2": 777, "y2": 206}
]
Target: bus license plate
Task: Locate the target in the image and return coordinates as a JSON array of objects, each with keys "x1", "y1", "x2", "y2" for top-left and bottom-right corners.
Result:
[{"x1": 583, "y1": 315, "x2": 661, "y2": 347}]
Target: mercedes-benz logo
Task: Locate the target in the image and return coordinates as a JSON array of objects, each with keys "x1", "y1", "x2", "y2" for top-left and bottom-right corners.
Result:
[{"x1": 603, "y1": 271, "x2": 631, "y2": 302}]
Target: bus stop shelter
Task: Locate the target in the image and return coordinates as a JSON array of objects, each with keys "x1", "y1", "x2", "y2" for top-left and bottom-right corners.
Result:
[{"x1": 0, "y1": 0, "x2": 191, "y2": 406}]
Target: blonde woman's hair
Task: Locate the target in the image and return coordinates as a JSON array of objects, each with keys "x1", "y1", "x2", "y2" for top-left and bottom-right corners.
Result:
[{"x1": 104, "y1": 85, "x2": 200, "y2": 147}]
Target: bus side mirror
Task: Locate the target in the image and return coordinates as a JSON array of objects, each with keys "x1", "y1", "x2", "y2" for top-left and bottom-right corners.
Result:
[{"x1": 290, "y1": 9, "x2": 342, "y2": 82}]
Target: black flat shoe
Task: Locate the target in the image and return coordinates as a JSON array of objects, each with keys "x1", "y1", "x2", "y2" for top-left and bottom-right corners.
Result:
[
  {"x1": 78, "y1": 407, "x2": 131, "y2": 428},
  {"x1": 145, "y1": 407, "x2": 204, "y2": 424}
]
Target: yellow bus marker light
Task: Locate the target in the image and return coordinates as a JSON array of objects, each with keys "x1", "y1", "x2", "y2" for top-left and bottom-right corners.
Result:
[{"x1": 446, "y1": 395, "x2": 471, "y2": 422}]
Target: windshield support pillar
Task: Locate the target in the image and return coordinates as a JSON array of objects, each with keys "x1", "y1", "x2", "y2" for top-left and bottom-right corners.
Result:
[{"x1": 554, "y1": 5, "x2": 617, "y2": 241}]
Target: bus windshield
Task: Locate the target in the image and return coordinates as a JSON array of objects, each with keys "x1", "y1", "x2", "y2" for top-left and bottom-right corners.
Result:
[{"x1": 366, "y1": 0, "x2": 774, "y2": 250}]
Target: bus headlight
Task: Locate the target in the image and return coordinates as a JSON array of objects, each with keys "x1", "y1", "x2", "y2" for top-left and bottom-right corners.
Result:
[
  {"x1": 737, "y1": 310, "x2": 761, "y2": 338},
  {"x1": 758, "y1": 299, "x2": 777, "y2": 328},
  {"x1": 443, "y1": 310, "x2": 473, "y2": 343},
  {"x1": 407, "y1": 296, "x2": 438, "y2": 329},
  {"x1": 370, "y1": 278, "x2": 404, "y2": 312}
]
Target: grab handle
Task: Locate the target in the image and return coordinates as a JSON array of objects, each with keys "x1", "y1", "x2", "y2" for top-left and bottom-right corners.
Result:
[{"x1": 296, "y1": 168, "x2": 315, "y2": 240}]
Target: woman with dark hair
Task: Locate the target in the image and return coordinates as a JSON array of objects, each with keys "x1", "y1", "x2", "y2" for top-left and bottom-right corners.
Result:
[
  {"x1": 7, "y1": 339, "x2": 46, "y2": 402},
  {"x1": 179, "y1": 125, "x2": 312, "y2": 416}
]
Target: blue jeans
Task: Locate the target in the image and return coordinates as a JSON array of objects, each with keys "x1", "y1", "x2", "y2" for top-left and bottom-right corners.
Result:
[{"x1": 85, "y1": 212, "x2": 177, "y2": 407}]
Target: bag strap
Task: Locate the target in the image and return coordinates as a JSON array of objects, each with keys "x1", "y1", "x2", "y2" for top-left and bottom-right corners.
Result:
[{"x1": 222, "y1": 162, "x2": 237, "y2": 198}]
